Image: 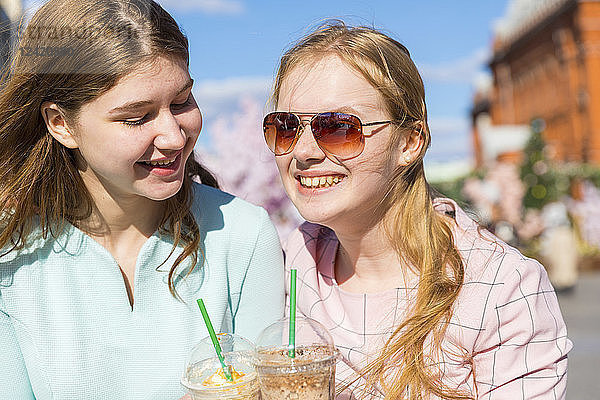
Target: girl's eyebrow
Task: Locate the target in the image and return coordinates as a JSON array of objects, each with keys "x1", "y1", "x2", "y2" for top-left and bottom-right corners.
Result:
[
  {"x1": 290, "y1": 106, "x2": 362, "y2": 115},
  {"x1": 108, "y1": 79, "x2": 194, "y2": 115},
  {"x1": 176, "y1": 78, "x2": 194, "y2": 96},
  {"x1": 108, "y1": 100, "x2": 154, "y2": 115}
]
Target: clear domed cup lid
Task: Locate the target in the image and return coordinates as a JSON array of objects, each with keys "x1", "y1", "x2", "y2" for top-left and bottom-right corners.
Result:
[
  {"x1": 254, "y1": 316, "x2": 337, "y2": 368},
  {"x1": 181, "y1": 333, "x2": 258, "y2": 392}
]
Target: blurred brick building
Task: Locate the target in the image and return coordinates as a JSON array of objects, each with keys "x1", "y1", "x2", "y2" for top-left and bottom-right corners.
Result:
[{"x1": 472, "y1": 0, "x2": 600, "y2": 167}]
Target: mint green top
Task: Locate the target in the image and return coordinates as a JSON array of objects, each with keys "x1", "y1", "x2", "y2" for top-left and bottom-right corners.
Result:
[{"x1": 0, "y1": 183, "x2": 285, "y2": 399}]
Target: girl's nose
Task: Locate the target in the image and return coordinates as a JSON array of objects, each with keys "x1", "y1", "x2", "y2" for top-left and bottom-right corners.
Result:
[
  {"x1": 154, "y1": 111, "x2": 186, "y2": 150},
  {"x1": 292, "y1": 122, "x2": 326, "y2": 163}
]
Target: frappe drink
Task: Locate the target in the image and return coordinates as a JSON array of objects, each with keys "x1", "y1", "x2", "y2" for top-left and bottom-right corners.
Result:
[
  {"x1": 256, "y1": 345, "x2": 335, "y2": 399},
  {"x1": 255, "y1": 317, "x2": 337, "y2": 400},
  {"x1": 181, "y1": 333, "x2": 261, "y2": 400}
]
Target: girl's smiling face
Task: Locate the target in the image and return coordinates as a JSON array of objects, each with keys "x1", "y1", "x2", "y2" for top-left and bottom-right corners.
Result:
[
  {"x1": 275, "y1": 55, "x2": 404, "y2": 232},
  {"x1": 50, "y1": 55, "x2": 201, "y2": 204}
]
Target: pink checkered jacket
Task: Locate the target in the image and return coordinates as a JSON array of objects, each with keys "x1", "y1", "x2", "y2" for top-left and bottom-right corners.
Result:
[{"x1": 283, "y1": 198, "x2": 571, "y2": 399}]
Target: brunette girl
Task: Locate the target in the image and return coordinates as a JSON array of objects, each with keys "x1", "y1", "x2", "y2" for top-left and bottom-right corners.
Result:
[{"x1": 0, "y1": 1, "x2": 284, "y2": 398}]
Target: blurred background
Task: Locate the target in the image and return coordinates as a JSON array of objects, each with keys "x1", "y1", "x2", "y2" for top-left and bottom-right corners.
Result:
[{"x1": 3, "y1": 0, "x2": 599, "y2": 397}]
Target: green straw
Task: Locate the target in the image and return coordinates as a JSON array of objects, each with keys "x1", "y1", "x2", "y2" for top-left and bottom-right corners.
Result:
[
  {"x1": 196, "y1": 298, "x2": 233, "y2": 381},
  {"x1": 288, "y1": 269, "x2": 297, "y2": 358}
]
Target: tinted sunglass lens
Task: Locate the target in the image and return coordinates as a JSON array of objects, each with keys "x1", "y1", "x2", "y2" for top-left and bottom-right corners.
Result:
[
  {"x1": 263, "y1": 112, "x2": 300, "y2": 155},
  {"x1": 312, "y1": 113, "x2": 364, "y2": 159}
]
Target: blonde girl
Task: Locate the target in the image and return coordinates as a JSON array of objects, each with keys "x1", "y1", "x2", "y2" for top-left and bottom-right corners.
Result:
[{"x1": 264, "y1": 21, "x2": 571, "y2": 399}]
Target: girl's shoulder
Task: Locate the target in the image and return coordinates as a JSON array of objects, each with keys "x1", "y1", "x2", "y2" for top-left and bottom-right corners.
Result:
[
  {"x1": 189, "y1": 183, "x2": 282, "y2": 262},
  {"x1": 190, "y1": 182, "x2": 272, "y2": 231},
  {"x1": 434, "y1": 197, "x2": 548, "y2": 293},
  {"x1": 0, "y1": 223, "x2": 60, "y2": 294},
  {"x1": 0, "y1": 222, "x2": 49, "y2": 266}
]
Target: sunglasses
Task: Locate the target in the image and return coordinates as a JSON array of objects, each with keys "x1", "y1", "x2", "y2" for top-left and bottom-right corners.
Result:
[{"x1": 263, "y1": 111, "x2": 393, "y2": 160}]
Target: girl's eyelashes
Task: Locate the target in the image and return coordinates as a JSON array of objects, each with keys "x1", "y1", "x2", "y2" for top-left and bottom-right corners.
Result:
[
  {"x1": 120, "y1": 94, "x2": 193, "y2": 127},
  {"x1": 122, "y1": 115, "x2": 149, "y2": 127},
  {"x1": 171, "y1": 94, "x2": 193, "y2": 111}
]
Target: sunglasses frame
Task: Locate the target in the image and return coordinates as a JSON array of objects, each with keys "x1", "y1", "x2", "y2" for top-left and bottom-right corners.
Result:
[{"x1": 263, "y1": 111, "x2": 393, "y2": 160}]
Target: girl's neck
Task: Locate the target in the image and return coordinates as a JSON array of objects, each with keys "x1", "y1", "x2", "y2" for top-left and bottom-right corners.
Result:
[
  {"x1": 76, "y1": 185, "x2": 164, "y2": 248},
  {"x1": 81, "y1": 198, "x2": 163, "y2": 238},
  {"x1": 333, "y1": 222, "x2": 415, "y2": 294},
  {"x1": 76, "y1": 170, "x2": 164, "y2": 239},
  {"x1": 76, "y1": 194, "x2": 164, "y2": 310}
]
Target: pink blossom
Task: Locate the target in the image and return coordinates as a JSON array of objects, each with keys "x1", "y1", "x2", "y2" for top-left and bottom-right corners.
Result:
[{"x1": 195, "y1": 97, "x2": 302, "y2": 241}]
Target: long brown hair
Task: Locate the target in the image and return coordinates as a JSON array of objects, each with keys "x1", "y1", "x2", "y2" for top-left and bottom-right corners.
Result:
[
  {"x1": 271, "y1": 21, "x2": 470, "y2": 399},
  {"x1": 0, "y1": 0, "x2": 218, "y2": 297}
]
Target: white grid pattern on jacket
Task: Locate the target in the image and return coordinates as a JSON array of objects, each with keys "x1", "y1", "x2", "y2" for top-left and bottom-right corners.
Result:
[{"x1": 283, "y1": 198, "x2": 571, "y2": 399}]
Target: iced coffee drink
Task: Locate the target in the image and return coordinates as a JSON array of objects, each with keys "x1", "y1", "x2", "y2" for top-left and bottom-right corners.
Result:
[
  {"x1": 256, "y1": 344, "x2": 335, "y2": 399},
  {"x1": 255, "y1": 317, "x2": 337, "y2": 400}
]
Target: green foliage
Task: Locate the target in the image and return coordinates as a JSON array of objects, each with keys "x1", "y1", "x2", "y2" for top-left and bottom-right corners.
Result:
[
  {"x1": 519, "y1": 125, "x2": 600, "y2": 210},
  {"x1": 431, "y1": 178, "x2": 466, "y2": 204},
  {"x1": 519, "y1": 130, "x2": 561, "y2": 209},
  {"x1": 559, "y1": 163, "x2": 600, "y2": 187},
  {"x1": 430, "y1": 173, "x2": 476, "y2": 209}
]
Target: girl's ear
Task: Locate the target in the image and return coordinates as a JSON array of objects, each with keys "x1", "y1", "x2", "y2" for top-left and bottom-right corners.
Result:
[
  {"x1": 41, "y1": 102, "x2": 79, "y2": 149},
  {"x1": 397, "y1": 123, "x2": 425, "y2": 166}
]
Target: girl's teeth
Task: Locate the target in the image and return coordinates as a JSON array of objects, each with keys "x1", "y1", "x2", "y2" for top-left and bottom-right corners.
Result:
[
  {"x1": 146, "y1": 159, "x2": 173, "y2": 166},
  {"x1": 299, "y1": 175, "x2": 344, "y2": 188}
]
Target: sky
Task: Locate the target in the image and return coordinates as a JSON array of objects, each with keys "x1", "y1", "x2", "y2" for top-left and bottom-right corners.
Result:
[
  {"x1": 23, "y1": 0, "x2": 512, "y2": 169},
  {"x1": 158, "y1": 0, "x2": 510, "y2": 167}
]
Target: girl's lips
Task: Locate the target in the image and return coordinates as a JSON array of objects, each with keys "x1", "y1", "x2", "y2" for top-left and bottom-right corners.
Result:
[
  {"x1": 295, "y1": 174, "x2": 345, "y2": 193},
  {"x1": 136, "y1": 152, "x2": 182, "y2": 176}
]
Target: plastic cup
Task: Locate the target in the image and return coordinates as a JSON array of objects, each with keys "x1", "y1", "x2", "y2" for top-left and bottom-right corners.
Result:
[
  {"x1": 255, "y1": 317, "x2": 337, "y2": 400},
  {"x1": 181, "y1": 333, "x2": 261, "y2": 400}
]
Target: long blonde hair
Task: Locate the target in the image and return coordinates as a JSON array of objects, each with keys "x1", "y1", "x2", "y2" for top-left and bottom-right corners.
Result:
[
  {"x1": 0, "y1": 0, "x2": 218, "y2": 297},
  {"x1": 272, "y1": 21, "x2": 470, "y2": 399}
]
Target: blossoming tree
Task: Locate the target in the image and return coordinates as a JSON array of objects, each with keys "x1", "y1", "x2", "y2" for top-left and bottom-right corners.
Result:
[{"x1": 195, "y1": 97, "x2": 302, "y2": 241}]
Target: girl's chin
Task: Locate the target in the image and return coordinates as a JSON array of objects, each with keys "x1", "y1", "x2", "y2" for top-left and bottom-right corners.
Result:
[
  {"x1": 295, "y1": 207, "x2": 336, "y2": 226},
  {"x1": 141, "y1": 180, "x2": 185, "y2": 201}
]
